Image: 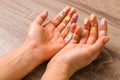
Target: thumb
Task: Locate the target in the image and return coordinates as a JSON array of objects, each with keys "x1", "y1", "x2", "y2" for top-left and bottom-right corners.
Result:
[
  {"x1": 34, "y1": 10, "x2": 48, "y2": 25},
  {"x1": 91, "y1": 36, "x2": 109, "y2": 53}
]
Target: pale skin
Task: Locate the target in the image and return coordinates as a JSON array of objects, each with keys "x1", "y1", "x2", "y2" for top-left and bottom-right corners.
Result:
[{"x1": 0, "y1": 6, "x2": 109, "y2": 80}]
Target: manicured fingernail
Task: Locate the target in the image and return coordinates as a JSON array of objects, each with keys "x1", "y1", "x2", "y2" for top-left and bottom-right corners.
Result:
[
  {"x1": 71, "y1": 7, "x2": 75, "y2": 11},
  {"x1": 63, "y1": 6, "x2": 70, "y2": 12},
  {"x1": 84, "y1": 18, "x2": 89, "y2": 24},
  {"x1": 73, "y1": 14, "x2": 78, "y2": 22},
  {"x1": 42, "y1": 10, "x2": 48, "y2": 16},
  {"x1": 101, "y1": 18, "x2": 106, "y2": 26},
  {"x1": 69, "y1": 7, "x2": 75, "y2": 14},
  {"x1": 103, "y1": 37, "x2": 109, "y2": 43},
  {"x1": 63, "y1": 8, "x2": 67, "y2": 12},
  {"x1": 90, "y1": 14, "x2": 95, "y2": 20},
  {"x1": 63, "y1": 9, "x2": 66, "y2": 13}
]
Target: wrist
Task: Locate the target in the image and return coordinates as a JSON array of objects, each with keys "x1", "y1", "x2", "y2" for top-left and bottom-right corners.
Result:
[
  {"x1": 20, "y1": 41, "x2": 46, "y2": 65},
  {"x1": 41, "y1": 59, "x2": 73, "y2": 80},
  {"x1": 0, "y1": 42, "x2": 45, "y2": 80}
]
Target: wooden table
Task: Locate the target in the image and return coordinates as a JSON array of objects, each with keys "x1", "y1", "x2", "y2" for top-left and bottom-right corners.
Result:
[{"x1": 0, "y1": 0, "x2": 120, "y2": 80}]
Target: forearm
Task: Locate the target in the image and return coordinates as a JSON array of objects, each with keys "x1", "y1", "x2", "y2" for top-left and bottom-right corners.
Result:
[
  {"x1": 0, "y1": 43, "x2": 44, "y2": 80},
  {"x1": 41, "y1": 60, "x2": 73, "y2": 80}
]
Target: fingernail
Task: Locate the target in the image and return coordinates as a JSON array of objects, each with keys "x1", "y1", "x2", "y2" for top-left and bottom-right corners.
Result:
[
  {"x1": 90, "y1": 14, "x2": 95, "y2": 20},
  {"x1": 63, "y1": 6, "x2": 70, "y2": 12},
  {"x1": 70, "y1": 7, "x2": 75, "y2": 14},
  {"x1": 63, "y1": 9, "x2": 67, "y2": 13},
  {"x1": 103, "y1": 36, "x2": 109, "y2": 43},
  {"x1": 66, "y1": 6, "x2": 71, "y2": 9},
  {"x1": 71, "y1": 7, "x2": 75, "y2": 11},
  {"x1": 84, "y1": 18, "x2": 89, "y2": 24},
  {"x1": 42, "y1": 10, "x2": 48, "y2": 16},
  {"x1": 72, "y1": 23, "x2": 76, "y2": 27},
  {"x1": 101, "y1": 18, "x2": 106, "y2": 26}
]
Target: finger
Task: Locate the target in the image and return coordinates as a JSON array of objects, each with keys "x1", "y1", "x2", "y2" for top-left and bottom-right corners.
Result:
[
  {"x1": 90, "y1": 36, "x2": 109, "y2": 55},
  {"x1": 69, "y1": 13, "x2": 79, "y2": 23},
  {"x1": 80, "y1": 18, "x2": 90, "y2": 44},
  {"x1": 50, "y1": 6, "x2": 71, "y2": 26},
  {"x1": 64, "y1": 23, "x2": 76, "y2": 43},
  {"x1": 61, "y1": 13, "x2": 78, "y2": 38},
  {"x1": 87, "y1": 14, "x2": 98, "y2": 44},
  {"x1": 57, "y1": 8, "x2": 76, "y2": 32},
  {"x1": 34, "y1": 11, "x2": 48, "y2": 25},
  {"x1": 89, "y1": 18, "x2": 109, "y2": 57},
  {"x1": 70, "y1": 25, "x2": 81, "y2": 44},
  {"x1": 99, "y1": 18, "x2": 107, "y2": 37}
]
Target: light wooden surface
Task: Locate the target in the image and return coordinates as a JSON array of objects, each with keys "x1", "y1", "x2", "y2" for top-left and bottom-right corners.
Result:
[{"x1": 0, "y1": 0, "x2": 120, "y2": 80}]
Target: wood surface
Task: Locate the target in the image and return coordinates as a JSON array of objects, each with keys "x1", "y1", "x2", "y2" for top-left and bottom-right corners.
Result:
[{"x1": 0, "y1": 0, "x2": 120, "y2": 80}]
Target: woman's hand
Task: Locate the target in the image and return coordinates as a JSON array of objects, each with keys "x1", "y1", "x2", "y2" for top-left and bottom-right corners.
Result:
[
  {"x1": 0, "y1": 6, "x2": 79, "y2": 80},
  {"x1": 24, "y1": 6, "x2": 78, "y2": 62},
  {"x1": 41, "y1": 14, "x2": 109, "y2": 80}
]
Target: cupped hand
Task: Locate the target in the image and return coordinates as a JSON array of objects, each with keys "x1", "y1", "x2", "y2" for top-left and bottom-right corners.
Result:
[
  {"x1": 48, "y1": 14, "x2": 109, "y2": 76},
  {"x1": 24, "y1": 6, "x2": 79, "y2": 62}
]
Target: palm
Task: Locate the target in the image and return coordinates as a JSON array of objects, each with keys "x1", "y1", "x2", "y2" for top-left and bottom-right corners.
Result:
[
  {"x1": 26, "y1": 21, "x2": 66, "y2": 61},
  {"x1": 57, "y1": 42, "x2": 98, "y2": 70},
  {"x1": 50, "y1": 15, "x2": 109, "y2": 74},
  {"x1": 29, "y1": 22, "x2": 65, "y2": 45},
  {"x1": 25, "y1": 7, "x2": 77, "y2": 61}
]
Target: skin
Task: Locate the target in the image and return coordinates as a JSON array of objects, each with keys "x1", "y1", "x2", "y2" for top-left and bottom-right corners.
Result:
[
  {"x1": 0, "y1": 6, "x2": 79, "y2": 80},
  {"x1": 0, "y1": 6, "x2": 109, "y2": 80},
  {"x1": 41, "y1": 14, "x2": 109, "y2": 80}
]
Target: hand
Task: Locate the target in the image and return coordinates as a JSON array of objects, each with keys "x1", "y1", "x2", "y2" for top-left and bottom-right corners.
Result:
[
  {"x1": 0, "y1": 6, "x2": 79, "y2": 80},
  {"x1": 23, "y1": 6, "x2": 78, "y2": 63},
  {"x1": 42, "y1": 14, "x2": 109, "y2": 80}
]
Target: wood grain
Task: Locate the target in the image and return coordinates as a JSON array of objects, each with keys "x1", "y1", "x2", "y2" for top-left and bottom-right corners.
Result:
[{"x1": 0, "y1": 0, "x2": 120, "y2": 80}]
